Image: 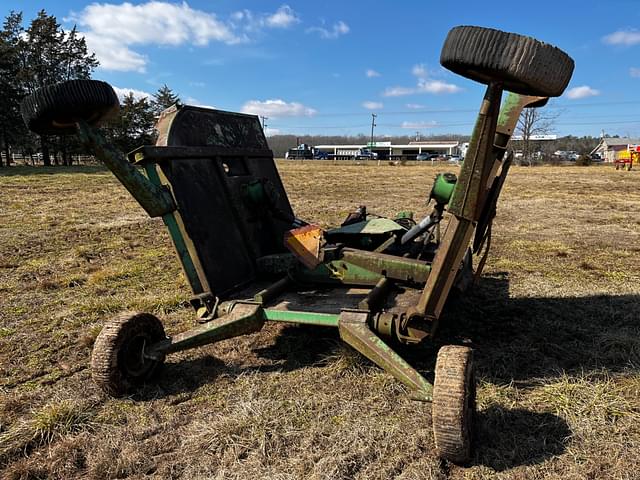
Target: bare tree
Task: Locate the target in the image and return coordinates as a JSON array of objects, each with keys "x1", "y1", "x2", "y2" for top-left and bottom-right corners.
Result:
[{"x1": 515, "y1": 107, "x2": 559, "y2": 166}]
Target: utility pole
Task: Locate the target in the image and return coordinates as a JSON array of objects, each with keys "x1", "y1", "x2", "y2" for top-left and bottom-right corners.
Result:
[
  {"x1": 370, "y1": 113, "x2": 377, "y2": 165},
  {"x1": 370, "y1": 113, "x2": 377, "y2": 147},
  {"x1": 261, "y1": 116, "x2": 269, "y2": 132}
]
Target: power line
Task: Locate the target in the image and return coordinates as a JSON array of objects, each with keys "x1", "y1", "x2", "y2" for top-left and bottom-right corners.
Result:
[{"x1": 278, "y1": 99, "x2": 640, "y2": 119}]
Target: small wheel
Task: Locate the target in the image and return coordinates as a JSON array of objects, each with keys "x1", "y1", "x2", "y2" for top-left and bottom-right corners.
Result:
[
  {"x1": 440, "y1": 26, "x2": 574, "y2": 97},
  {"x1": 21, "y1": 79, "x2": 119, "y2": 136},
  {"x1": 91, "y1": 312, "x2": 166, "y2": 397},
  {"x1": 432, "y1": 345, "x2": 475, "y2": 464}
]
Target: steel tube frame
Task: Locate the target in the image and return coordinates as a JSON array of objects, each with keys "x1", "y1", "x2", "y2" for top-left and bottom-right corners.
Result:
[
  {"x1": 76, "y1": 121, "x2": 176, "y2": 218},
  {"x1": 405, "y1": 89, "x2": 550, "y2": 334}
]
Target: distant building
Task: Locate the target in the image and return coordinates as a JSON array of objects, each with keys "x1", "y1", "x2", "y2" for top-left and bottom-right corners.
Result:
[
  {"x1": 314, "y1": 140, "x2": 463, "y2": 160},
  {"x1": 591, "y1": 137, "x2": 640, "y2": 163}
]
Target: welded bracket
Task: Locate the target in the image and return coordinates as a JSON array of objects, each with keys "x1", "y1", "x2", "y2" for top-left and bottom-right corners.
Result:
[{"x1": 338, "y1": 309, "x2": 433, "y2": 402}]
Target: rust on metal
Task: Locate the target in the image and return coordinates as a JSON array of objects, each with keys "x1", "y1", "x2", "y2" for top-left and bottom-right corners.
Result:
[
  {"x1": 358, "y1": 277, "x2": 392, "y2": 311},
  {"x1": 146, "y1": 302, "x2": 264, "y2": 357},
  {"x1": 341, "y1": 248, "x2": 431, "y2": 284},
  {"x1": 254, "y1": 276, "x2": 292, "y2": 304},
  {"x1": 338, "y1": 310, "x2": 433, "y2": 401}
]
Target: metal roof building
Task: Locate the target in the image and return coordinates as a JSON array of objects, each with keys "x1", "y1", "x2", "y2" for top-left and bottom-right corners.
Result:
[{"x1": 314, "y1": 140, "x2": 466, "y2": 160}]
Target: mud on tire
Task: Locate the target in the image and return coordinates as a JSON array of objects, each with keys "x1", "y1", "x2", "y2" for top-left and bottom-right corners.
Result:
[
  {"x1": 432, "y1": 345, "x2": 475, "y2": 464},
  {"x1": 440, "y1": 26, "x2": 574, "y2": 97},
  {"x1": 91, "y1": 312, "x2": 166, "y2": 397},
  {"x1": 21, "y1": 79, "x2": 119, "y2": 135}
]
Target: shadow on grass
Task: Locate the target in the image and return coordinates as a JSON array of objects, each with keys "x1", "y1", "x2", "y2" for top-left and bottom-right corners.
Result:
[
  {"x1": 252, "y1": 324, "x2": 340, "y2": 371},
  {"x1": 436, "y1": 272, "x2": 640, "y2": 382},
  {"x1": 473, "y1": 406, "x2": 570, "y2": 470},
  {"x1": 125, "y1": 273, "x2": 636, "y2": 468},
  {"x1": 0, "y1": 165, "x2": 108, "y2": 177},
  {"x1": 134, "y1": 355, "x2": 226, "y2": 400}
]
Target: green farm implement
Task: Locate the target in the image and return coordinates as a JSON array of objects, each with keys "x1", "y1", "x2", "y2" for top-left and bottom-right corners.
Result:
[{"x1": 21, "y1": 26, "x2": 574, "y2": 463}]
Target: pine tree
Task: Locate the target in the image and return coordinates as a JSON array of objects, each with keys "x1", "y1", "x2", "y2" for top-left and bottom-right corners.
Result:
[
  {"x1": 15, "y1": 10, "x2": 99, "y2": 165},
  {"x1": 151, "y1": 84, "x2": 181, "y2": 116},
  {"x1": 104, "y1": 92, "x2": 156, "y2": 154},
  {"x1": 0, "y1": 12, "x2": 28, "y2": 166}
]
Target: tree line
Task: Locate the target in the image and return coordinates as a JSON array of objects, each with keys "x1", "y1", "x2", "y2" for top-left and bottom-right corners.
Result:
[{"x1": 0, "y1": 10, "x2": 181, "y2": 167}]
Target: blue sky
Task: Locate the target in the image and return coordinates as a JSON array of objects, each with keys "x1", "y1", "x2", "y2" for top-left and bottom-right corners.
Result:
[{"x1": 7, "y1": 0, "x2": 640, "y2": 138}]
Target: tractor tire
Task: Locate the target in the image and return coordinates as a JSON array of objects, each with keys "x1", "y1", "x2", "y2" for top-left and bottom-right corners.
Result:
[
  {"x1": 432, "y1": 345, "x2": 475, "y2": 464},
  {"x1": 440, "y1": 26, "x2": 574, "y2": 97},
  {"x1": 91, "y1": 312, "x2": 166, "y2": 397},
  {"x1": 21, "y1": 79, "x2": 119, "y2": 136}
]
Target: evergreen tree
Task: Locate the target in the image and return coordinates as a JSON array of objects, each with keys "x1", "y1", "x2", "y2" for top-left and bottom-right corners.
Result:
[
  {"x1": 104, "y1": 92, "x2": 156, "y2": 154},
  {"x1": 151, "y1": 84, "x2": 180, "y2": 116},
  {"x1": 17, "y1": 10, "x2": 98, "y2": 165},
  {"x1": 0, "y1": 12, "x2": 28, "y2": 166}
]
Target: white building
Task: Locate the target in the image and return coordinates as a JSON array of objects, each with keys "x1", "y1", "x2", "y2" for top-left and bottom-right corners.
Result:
[{"x1": 314, "y1": 140, "x2": 463, "y2": 160}]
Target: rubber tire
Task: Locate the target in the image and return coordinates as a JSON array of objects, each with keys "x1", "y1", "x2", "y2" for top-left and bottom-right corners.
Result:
[
  {"x1": 91, "y1": 312, "x2": 166, "y2": 397},
  {"x1": 440, "y1": 26, "x2": 574, "y2": 97},
  {"x1": 432, "y1": 345, "x2": 475, "y2": 464},
  {"x1": 21, "y1": 79, "x2": 119, "y2": 136}
]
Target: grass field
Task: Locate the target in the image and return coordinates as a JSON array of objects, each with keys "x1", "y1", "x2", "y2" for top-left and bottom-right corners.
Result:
[{"x1": 1, "y1": 162, "x2": 639, "y2": 479}]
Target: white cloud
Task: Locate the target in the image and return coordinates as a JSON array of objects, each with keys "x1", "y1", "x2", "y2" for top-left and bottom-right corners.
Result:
[
  {"x1": 366, "y1": 69, "x2": 380, "y2": 78},
  {"x1": 307, "y1": 21, "x2": 349, "y2": 39},
  {"x1": 112, "y1": 86, "x2": 152, "y2": 101},
  {"x1": 401, "y1": 121, "x2": 437, "y2": 129},
  {"x1": 406, "y1": 103, "x2": 425, "y2": 109},
  {"x1": 383, "y1": 86, "x2": 416, "y2": 97},
  {"x1": 383, "y1": 65, "x2": 460, "y2": 97},
  {"x1": 630, "y1": 67, "x2": 640, "y2": 78},
  {"x1": 383, "y1": 81, "x2": 460, "y2": 96},
  {"x1": 232, "y1": 4, "x2": 299, "y2": 30},
  {"x1": 603, "y1": 29, "x2": 640, "y2": 46},
  {"x1": 185, "y1": 96, "x2": 216, "y2": 109},
  {"x1": 566, "y1": 85, "x2": 600, "y2": 99},
  {"x1": 241, "y1": 99, "x2": 317, "y2": 117},
  {"x1": 82, "y1": 33, "x2": 147, "y2": 72},
  {"x1": 417, "y1": 78, "x2": 461, "y2": 94},
  {"x1": 362, "y1": 101, "x2": 383, "y2": 110},
  {"x1": 70, "y1": 2, "x2": 299, "y2": 72},
  {"x1": 265, "y1": 5, "x2": 299, "y2": 28}
]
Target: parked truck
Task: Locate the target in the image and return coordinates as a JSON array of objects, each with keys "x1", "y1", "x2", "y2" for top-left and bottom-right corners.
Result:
[
  {"x1": 285, "y1": 143, "x2": 314, "y2": 160},
  {"x1": 330, "y1": 147, "x2": 378, "y2": 160}
]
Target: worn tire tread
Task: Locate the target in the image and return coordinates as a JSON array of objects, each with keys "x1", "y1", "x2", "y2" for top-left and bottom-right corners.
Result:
[
  {"x1": 432, "y1": 345, "x2": 475, "y2": 464},
  {"x1": 91, "y1": 312, "x2": 165, "y2": 397},
  {"x1": 21, "y1": 79, "x2": 119, "y2": 135},
  {"x1": 440, "y1": 26, "x2": 574, "y2": 97}
]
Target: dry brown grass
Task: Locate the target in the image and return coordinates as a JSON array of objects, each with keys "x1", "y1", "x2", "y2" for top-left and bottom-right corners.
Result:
[{"x1": 1, "y1": 162, "x2": 639, "y2": 479}]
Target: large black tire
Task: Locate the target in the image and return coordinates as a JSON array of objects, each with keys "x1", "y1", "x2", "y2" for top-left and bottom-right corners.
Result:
[
  {"x1": 432, "y1": 345, "x2": 475, "y2": 464},
  {"x1": 440, "y1": 26, "x2": 574, "y2": 97},
  {"x1": 21, "y1": 79, "x2": 119, "y2": 136},
  {"x1": 91, "y1": 312, "x2": 166, "y2": 397}
]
